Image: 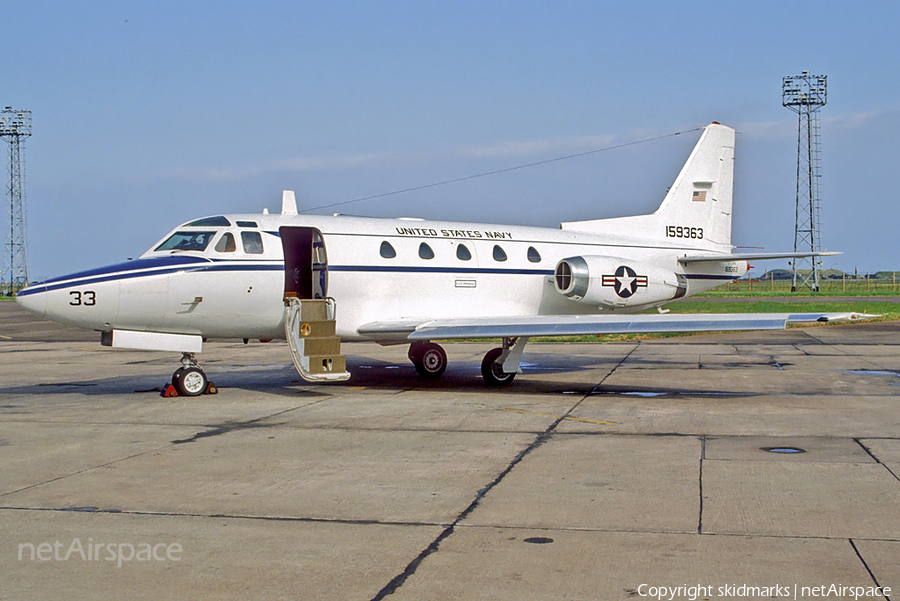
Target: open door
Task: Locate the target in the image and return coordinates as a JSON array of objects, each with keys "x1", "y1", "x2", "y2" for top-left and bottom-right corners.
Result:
[
  {"x1": 280, "y1": 226, "x2": 327, "y2": 299},
  {"x1": 279, "y1": 226, "x2": 350, "y2": 382}
]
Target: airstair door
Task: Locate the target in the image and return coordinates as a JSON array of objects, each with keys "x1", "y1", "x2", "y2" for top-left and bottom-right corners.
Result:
[
  {"x1": 280, "y1": 226, "x2": 350, "y2": 382},
  {"x1": 281, "y1": 226, "x2": 328, "y2": 300}
]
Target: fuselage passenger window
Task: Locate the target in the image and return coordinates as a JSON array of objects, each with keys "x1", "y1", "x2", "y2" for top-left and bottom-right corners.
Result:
[
  {"x1": 527, "y1": 246, "x2": 541, "y2": 263},
  {"x1": 241, "y1": 231, "x2": 264, "y2": 254},
  {"x1": 492, "y1": 245, "x2": 507, "y2": 262},
  {"x1": 418, "y1": 242, "x2": 434, "y2": 260},
  {"x1": 456, "y1": 244, "x2": 472, "y2": 261},
  {"x1": 380, "y1": 241, "x2": 397, "y2": 259},
  {"x1": 215, "y1": 232, "x2": 236, "y2": 253}
]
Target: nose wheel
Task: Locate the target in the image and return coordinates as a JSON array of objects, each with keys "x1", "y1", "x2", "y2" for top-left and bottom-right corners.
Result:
[
  {"x1": 409, "y1": 342, "x2": 447, "y2": 378},
  {"x1": 162, "y1": 353, "x2": 217, "y2": 397}
]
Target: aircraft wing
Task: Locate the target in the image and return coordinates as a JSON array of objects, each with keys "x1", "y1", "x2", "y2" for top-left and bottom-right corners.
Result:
[
  {"x1": 678, "y1": 251, "x2": 840, "y2": 263},
  {"x1": 357, "y1": 312, "x2": 876, "y2": 343}
]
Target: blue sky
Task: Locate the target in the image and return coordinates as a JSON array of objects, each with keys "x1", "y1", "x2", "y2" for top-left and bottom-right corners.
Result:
[{"x1": 4, "y1": 0, "x2": 899, "y2": 279}]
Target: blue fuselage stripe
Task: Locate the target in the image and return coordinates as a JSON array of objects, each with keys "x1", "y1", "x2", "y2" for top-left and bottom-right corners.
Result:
[
  {"x1": 16, "y1": 258, "x2": 733, "y2": 298},
  {"x1": 327, "y1": 265, "x2": 556, "y2": 276},
  {"x1": 17, "y1": 263, "x2": 283, "y2": 296}
]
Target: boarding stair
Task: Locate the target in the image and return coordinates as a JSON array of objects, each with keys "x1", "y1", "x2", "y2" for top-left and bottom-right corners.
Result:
[{"x1": 283, "y1": 296, "x2": 351, "y2": 382}]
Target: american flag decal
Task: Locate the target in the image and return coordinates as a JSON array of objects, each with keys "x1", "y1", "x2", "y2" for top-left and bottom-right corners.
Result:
[{"x1": 692, "y1": 190, "x2": 707, "y2": 202}]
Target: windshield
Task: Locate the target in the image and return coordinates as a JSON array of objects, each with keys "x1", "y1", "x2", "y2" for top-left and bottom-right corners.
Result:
[{"x1": 155, "y1": 231, "x2": 216, "y2": 252}]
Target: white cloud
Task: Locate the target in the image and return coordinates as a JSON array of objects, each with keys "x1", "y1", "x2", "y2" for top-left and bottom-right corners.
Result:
[{"x1": 736, "y1": 106, "x2": 900, "y2": 139}]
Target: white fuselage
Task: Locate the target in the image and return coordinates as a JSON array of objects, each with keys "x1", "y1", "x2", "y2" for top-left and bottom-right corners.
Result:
[{"x1": 16, "y1": 212, "x2": 744, "y2": 343}]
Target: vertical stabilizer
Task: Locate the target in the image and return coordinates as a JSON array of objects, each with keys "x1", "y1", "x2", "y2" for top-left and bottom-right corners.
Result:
[
  {"x1": 652, "y1": 123, "x2": 734, "y2": 249},
  {"x1": 560, "y1": 123, "x2": 735, "y2": 252}
]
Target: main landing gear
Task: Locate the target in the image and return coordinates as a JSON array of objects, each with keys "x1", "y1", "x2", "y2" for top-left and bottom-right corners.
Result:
[
  {"x1": 408, "y1": 341, "x2": 448, "y2": 378},
  {"x1": 161, "y1": 352, "x2": 218, "y2": 397},
  {"x1": 408, "y1": 337, "x2": 528, "y2": 386},
  {"x1": 481, "y1": 337, "x2": 527, "y2": 386}
]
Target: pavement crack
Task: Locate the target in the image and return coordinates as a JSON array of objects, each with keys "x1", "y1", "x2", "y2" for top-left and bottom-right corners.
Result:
[
  {"x1": 170, "y1": 400, "x2": 331, "y2": 444},
  {"x1": 0, "y1": 505, "x2": 443, "y2": 529},
  {"x1": 792, "y1": 343, "x2": 811, "y2": 356},
  {"x1": 369, "y1": 392, "x2": 591, "y2": 600},
  {"x1": 698, "y1": 435, "x2": 706, "y2": 534},
  {"x1": 849, "y1": 539, "x2": 891, "y2": 600},
  {"x1": 0, "y1": 447, "x2": 168, "y2": 499},
  {"x1": 591, "y1": 344, "x2": 640, "y2": 393},
  {"x1": 854, "y1": 438, "x2": 900, "y2": 483}
]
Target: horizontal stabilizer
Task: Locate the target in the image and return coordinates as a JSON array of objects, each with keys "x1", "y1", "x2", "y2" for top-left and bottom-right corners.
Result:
[{"x1": 678, "y1": 251, "x2": 841, "y2": 264}]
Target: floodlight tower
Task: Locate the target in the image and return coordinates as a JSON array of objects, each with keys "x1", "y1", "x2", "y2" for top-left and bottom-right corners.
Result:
[
  {"x1": 782, "y1": 73, "x2": 826, "y2": 292},
  {"x1": 0, "y1": 107, "x2": 32, "y2": 295}
]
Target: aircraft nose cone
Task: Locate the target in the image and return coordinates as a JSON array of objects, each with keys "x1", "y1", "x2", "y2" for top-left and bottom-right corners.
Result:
[{"x1": 15, "y1": 287, "x2": 47, "y2": 318}]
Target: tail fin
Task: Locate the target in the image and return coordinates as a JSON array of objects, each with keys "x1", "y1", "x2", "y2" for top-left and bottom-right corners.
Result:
[{"x1": 560, "y1": 123, "x2": 735, "y2": 252}]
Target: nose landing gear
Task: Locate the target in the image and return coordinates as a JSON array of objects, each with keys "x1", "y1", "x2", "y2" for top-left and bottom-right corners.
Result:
[{"x1": 161, "y1": 352, "x2": 218, "y2": 397}]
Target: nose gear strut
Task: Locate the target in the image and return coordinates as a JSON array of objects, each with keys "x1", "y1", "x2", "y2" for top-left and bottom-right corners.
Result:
[{"x1": 161, "y1": 352, "x2": 218, "y2": 397}]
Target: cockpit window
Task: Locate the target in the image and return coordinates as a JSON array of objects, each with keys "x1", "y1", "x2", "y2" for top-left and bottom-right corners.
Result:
[
  {"x1": 186, "y1": 216, "x2": 231, "y2": 227},
  {"x1": 155, "y1": 231, "x2": 216, "y2": 252},
  {"x1": 214, "y1": 232, "x2": 236, "y2": 253},
  {"x1": 236, "y1": 220, "x2": 258, "y2": 228},
  {"x1": 241, "y1": 231, "x2": 264, "y2": 254}
]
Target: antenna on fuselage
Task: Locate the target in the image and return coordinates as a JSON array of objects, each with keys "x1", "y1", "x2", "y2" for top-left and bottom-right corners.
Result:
[{"x1": 282, "y1": 190, "x2": 298, "y2": 215}]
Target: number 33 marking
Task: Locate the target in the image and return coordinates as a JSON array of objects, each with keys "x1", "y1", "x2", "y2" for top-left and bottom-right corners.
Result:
[{"x1": 69, "y1": 291, "x2": 96, "y2": 306}]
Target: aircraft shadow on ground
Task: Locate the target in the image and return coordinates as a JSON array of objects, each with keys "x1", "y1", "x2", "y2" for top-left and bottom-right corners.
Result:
[{"x1": 0, "y1": 352, "x2": 787, "y2": 399}]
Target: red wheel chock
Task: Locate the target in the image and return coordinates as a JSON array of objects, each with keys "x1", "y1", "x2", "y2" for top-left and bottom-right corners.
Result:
[{"x1": 160, "y1": 382, "x2": 217, "y2": 397}]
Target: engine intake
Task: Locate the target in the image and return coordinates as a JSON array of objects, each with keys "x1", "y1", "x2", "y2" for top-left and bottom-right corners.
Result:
[{"x1": 554, "y1": 255, "x2": 686, "y2": 308}]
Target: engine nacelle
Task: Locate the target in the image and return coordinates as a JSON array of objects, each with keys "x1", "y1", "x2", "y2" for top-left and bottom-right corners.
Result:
[{"x1": 554, "y1": 255, "x2": 687, "y2": 309}]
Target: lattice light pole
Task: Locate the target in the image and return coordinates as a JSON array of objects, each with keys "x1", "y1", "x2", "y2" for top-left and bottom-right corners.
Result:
[
  {"x1": 782, "y1": 73, "x2": 826, "y2": 292},
  {"x1": 0, "y1": 107, "x2": 32, "y2": 295}
]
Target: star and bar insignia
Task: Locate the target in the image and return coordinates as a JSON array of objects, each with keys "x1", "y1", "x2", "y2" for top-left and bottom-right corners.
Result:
[{"x1": 601, "y1": 265, "x2": 648, "y2": 298}]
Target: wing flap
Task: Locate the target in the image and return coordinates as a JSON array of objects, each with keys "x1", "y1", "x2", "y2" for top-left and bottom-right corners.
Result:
[{"x1": 407, "y1": 314, "x2": 789, "y2": 340}]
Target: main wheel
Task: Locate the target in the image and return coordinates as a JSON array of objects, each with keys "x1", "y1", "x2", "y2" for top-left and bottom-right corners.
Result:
[
  {"x1": 481, "y1": 347, "x2": 516, "y2": 386},
  {"x1": 173, "y1": 366, "x2": 208, "y2": 396},
  {"x1": 408, "y1": 341, "x2": 427, "y2": 363},
  {"x1": 413, "y1": 343, "x2": 447, "y2": 378}
]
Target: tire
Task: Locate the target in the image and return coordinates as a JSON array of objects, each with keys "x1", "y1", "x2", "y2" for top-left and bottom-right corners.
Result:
[
  {"x1": 481, "y1": 347, "x2": 516, "y2": 386},
  {"x1": 413, "y1": 343, "x2": 447, "y2": 378},
  {"x1": 173, "y1": 366, "x2": 208, "y2": 396},
  {"x1": 171, "y1": 366, "x2": 187, "y2": 387},
  {"x1": 408, "y1": 341, "x2": 427, "y2": 363}
]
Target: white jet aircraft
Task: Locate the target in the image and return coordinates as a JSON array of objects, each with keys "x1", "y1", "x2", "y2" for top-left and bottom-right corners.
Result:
[{"x1": 17, "y1": 122, "x2": 849, "y2": 395}]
